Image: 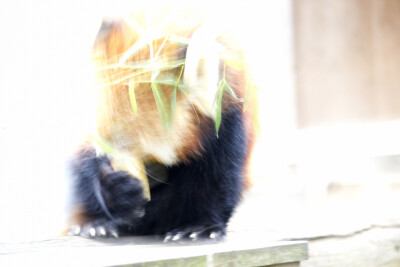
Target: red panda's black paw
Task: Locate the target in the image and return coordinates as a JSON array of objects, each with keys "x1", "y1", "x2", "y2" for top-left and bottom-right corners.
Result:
[
  {"x1": 100, "y1": 170, "x2": 147, "y2": 221},
  {"x1": 163, "y1": 224, "x2": 226, "y2": 243},
  {"x1": 68, "y1": 220, "x2": 121, "y2": 239}
]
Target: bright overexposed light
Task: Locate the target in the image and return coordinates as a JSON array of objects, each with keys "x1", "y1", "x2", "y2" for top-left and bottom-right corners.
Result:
[{"x1": 0, "y1": 0, "x2": 296, "y2": 242}]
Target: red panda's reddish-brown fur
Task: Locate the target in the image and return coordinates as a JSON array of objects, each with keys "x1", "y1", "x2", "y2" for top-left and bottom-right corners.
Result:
[
  {"x1": 91, "y1": 10, "x2": 256, "y2": 184},
  {"x1": 69, "y1": 7, "x2": 256, "y2": 240}
]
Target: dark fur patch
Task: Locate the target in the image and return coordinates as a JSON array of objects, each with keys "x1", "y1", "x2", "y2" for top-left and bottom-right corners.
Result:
[
  {"x1": 71, "y1": 148, "x2": 147, "y2": 223},
  {"x1": 71, "y1": 105, "x2": 247, "y2": 238}
]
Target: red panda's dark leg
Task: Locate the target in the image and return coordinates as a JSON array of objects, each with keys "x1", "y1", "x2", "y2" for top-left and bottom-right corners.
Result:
[{"x1": 132, "y1": 106, "x2": 248, "y2": 241}]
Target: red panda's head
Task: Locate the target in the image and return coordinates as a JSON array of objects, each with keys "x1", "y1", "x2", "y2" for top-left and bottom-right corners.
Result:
[{"x1": 90, "y1": 7, "x2": 253, "y2": 166}]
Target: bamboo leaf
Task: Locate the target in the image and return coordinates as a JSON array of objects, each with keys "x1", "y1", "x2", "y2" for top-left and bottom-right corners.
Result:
[
  {"x1": 128, "y1": 80, "x2": 138, "y2": 115},
  {"x1": 120, "y1": 58, "x2": 186, "y2": 71},
  {"x1": 123, "y1": 16, "x2": 146, "y2": 36},
  {"x1": 215, "y1": 79, "x2": 224, "y2": 136},
  {"x1": 148, "y1": 59, "x2": 186, "y2": 72},
  {"x1": 151, "y1": 81, "x2": 170, "y2": 130},
  {"x1": 170, "y1": 87, "x2": 177, "y2": 126},
  {"x1": 175, "y1": 66, "x2": 185, "y2": 92},
  {"x1": 118, "y1": 37, "x2": 149, "y2": 65},
  {"x1": 118, "y1": 32, "x2": 164, "y2": 65},
  {"x1": 225, "y1": 57, "x2": 246, "y2": 70},
  {"x1": 224, "y1": 81, "x2": 244, "y2": 102},
  {"x1": 97, "y1": 59, "x2": 186, "y2": 88},
  {"x1": 123, "y1": 158, "x2": 151, "y2": 200},
  {"x1": 87, "y1": 134, "x2": 116, "y2": 156},
  {"x1": 168, "y1": 66, "x2": 183, "y2": 126},
  {"x1": 136, "y1": 79, "x2": 185, "y2": 90},
  {"x1": 87, "y1": 134, "x2": 151, "y2": 200},
  {"x1": 153, "y1": 34, "x2": 169, "y2": 62},
  {"x1": 168, "y1": 34, "x2": 190, "y2": 45}
]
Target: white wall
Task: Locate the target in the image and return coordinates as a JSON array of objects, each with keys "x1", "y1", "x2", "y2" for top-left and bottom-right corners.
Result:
[{"x1": 0, "y1": 0, "x2": 296, "y2": 241}]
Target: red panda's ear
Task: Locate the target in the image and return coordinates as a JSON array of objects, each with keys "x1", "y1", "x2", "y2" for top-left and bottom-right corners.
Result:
[{"x1": 183, "y1": 26, "x2": 221, "y2": 120}]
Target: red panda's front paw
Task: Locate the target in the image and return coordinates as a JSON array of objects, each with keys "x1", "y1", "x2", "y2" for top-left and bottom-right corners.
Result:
[
  {"x1": 163, "y1": 224, "x2": 226, "y2": 243},
  {"x1": 100, "y1": 169, "x2": 147, "y2": 221}
]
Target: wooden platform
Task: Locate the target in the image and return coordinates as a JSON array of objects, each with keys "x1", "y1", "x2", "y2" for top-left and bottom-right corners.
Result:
[{"x1": 0, "y1": 236, "x2": 307, "y2": 267}]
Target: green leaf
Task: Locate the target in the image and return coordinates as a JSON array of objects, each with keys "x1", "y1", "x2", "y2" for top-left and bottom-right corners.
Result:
[
  {"x1": 88, "y1": 134, "x2": 151, "y2": 200},
  {"x1": 149, "y1": 59, "x2": 186, "y2": 72},
  {"x1": 168, "y1": 34, "x2": 190, "y2": 45},
  {"x1": 175, "y1": 65, "x2": 185, "y2": 92},
  {"x1": 124, "y1": 16, "x2": 146, "y2": 36},
  {"x1": 118, "y1": 32, "x2": 164, "y2": 65},
  {"x1": 120, "y1": 58, "x2": 186, "y2": 71},
  {"x1": 151, "y1": 81, "x2": 170, "y2": 130},
  {"x1": 118, "y1": 37, "x2": 149, "y2": 65},
  {"x1": 170, "y1": 87, "x2": 177, "y2": 126},
  {"x1": 153, "y1": 34, "x2": 169, "y2": 61},
  {"x1": 224, "y1": 81, "x2": 244, "y2": 102},
  {"x1": 215, "y1": 79, "x2": 225, "y2": 136},
  {"x1": 87, "y1": 134, "x2": 116, "y2": 156},
  {"x1": 128, "y1": 80, "x2": 138, "y2": 115},
  {"x1": 136, "y1": 79, "x2": 185, "y2": 90},
  {"x1": 169, "y1": 66, "x2": 183, "y2": 126},
  {"x1": 98, "y1": 58, "x2": 186, "y2": 88},
  {"x1": 225, "y1": 56, "x2": 246, "y2": 70}
]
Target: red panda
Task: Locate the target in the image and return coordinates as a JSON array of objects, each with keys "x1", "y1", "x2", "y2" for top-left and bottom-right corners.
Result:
[{"x1": 69, "y1": 6, "x2": 256, "y2": 241}]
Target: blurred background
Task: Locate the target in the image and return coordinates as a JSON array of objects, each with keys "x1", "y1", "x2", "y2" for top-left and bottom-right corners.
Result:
[{"x1": 1, "y1": 0, "x2": 400, "y2": 265}]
